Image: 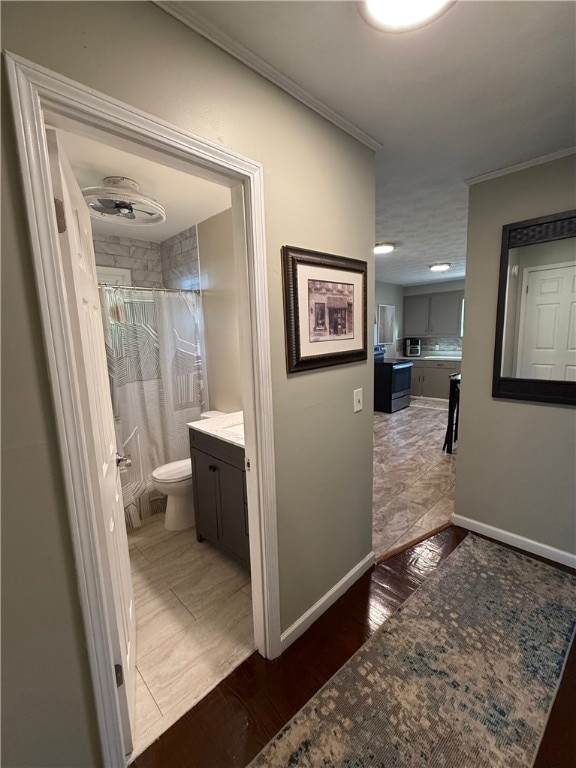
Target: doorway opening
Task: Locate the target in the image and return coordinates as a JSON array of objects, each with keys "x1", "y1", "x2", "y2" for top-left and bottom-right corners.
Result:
[{"x1": 6, "y1": 52, "x2": 280, "y2": 766}]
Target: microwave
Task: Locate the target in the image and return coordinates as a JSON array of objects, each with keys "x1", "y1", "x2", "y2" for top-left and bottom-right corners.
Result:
[{"x1": 404, "y1": 337, "x2": 421, "y2": 357}]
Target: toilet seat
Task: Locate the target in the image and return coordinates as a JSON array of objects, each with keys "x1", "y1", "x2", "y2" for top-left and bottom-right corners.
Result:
[{"x1": 152, "y1": 458, "x2": 192, "y2": 483}]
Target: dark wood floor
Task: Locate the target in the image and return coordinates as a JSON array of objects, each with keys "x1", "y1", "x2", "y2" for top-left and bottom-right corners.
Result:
[{"x1": 133, "y1": 526, "x2": 575, "y2": 768}]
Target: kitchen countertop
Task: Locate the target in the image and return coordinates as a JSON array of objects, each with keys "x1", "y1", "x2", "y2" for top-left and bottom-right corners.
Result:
[
  {"x1": 397, "y1": 354, "x2": 462, "y2": 362},
  {"x1": 187, "y1": 411, "x2": 245, "y2": 448}
]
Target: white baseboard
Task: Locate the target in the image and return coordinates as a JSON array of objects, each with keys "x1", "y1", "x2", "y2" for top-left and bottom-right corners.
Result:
[
  {"x1": 453, "y1": 515, "x2": 576, "y2": 569},
  {"x1": 280, "y1": 551, "x2": 375, "y2": 652}
]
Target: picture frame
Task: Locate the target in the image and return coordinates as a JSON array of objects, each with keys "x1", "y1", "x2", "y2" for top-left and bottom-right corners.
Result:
[{"x1": 281, "y1": 245, "x2": 368, "y2": 373}]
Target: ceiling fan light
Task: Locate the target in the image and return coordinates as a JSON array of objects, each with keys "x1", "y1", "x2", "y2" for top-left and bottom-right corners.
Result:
[
  {"x1": 82, "y1": 176, "x2": 166, "y2": 225},
  {"x1": 429, "y1": 263, "x2": 451, "y2": 272},
  {"x1": 360, "y1": 0, "x2": 455, "y2": 32},
  {"x1": 374, "y1": 242, "x2": 396, "y2": 255}
]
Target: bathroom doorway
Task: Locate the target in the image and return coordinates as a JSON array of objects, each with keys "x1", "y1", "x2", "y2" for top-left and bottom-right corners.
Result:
[{"x1": 7, "y1": 53, "x2": 280, "y2": 766}]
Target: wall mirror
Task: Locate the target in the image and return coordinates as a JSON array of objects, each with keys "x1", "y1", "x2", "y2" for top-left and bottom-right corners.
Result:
[
  {"x1": 493, "y1": 209, "x2": 576, "y2": 405},
  {"x1": 377, "y1": 304, "x2": 395, "y2": 345}
]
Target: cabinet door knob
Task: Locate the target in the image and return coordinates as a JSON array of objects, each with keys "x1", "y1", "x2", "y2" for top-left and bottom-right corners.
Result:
[{"x1": 208, "y1": 464, "x2": 217, "y2": 472}]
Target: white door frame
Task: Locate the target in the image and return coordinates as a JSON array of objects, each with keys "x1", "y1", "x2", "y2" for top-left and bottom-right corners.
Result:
[{"x1": 5, "y1": 51, "x2": 281, "y2": 767}]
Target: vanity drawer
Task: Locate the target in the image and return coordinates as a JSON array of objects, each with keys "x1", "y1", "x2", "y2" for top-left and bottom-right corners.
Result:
[{"x1": 189, "y1": 428, "x2": 245, "y2": 470}]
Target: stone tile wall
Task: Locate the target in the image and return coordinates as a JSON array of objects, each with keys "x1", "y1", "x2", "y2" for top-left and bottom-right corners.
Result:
[
  {"x1": 93, "y1": 234, "x2": 163, "y2": 288},
  {"x1": 160, "y1": 225, "x2": 199, "y2": 290},
  {"x1": 395, "y1": 336, "x2": 463, "y2": 355}
]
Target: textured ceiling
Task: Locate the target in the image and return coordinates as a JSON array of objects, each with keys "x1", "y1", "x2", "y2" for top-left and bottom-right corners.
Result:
[{"x1": 165, "y1": 1, "x2": 576, "y2": 285}]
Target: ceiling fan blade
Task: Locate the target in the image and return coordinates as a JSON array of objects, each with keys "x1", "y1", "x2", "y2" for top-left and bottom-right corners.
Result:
[
  {"x1": 90, "y1": 203, "x2": 121, "y2": 215},
  {"x1": 96, "y1": 198, "x2": 120, "y2": 209},
  {"x1": 130, "y1": 207, "x2": 156, "y2": 216}
]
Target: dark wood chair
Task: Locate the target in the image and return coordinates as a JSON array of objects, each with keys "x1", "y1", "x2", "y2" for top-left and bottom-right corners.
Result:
[{"x1": 442, "y1": 373, "x2": 461, "y2": 454}]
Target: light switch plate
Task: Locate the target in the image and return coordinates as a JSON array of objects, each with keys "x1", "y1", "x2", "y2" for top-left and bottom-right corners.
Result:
[{"x1": 353, "y1": 388, "x2": 363, "y2": 413}]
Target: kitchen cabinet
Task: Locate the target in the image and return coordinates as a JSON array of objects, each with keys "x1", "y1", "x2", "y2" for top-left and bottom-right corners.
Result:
[
  {"x1": 403, "y1": 295, "x2": 430, "y2": 337},
  {"x1": 189, "y1": 428, "x2": 249, "y2": 567},
  {"x1": 404, "y1": 291, "x2": 464, "y2": 337},
  {"x1": 410, "y1": 362, "x2": 426, "y2": 396},
  {"x1": 411, "y1": 360, "x2": 461, "y2": 399}
]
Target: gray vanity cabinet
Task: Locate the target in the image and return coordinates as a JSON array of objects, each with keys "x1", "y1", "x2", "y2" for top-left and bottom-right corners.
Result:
[{"x1": 189, "y1": 429, "x2": 250, "y2": 568}]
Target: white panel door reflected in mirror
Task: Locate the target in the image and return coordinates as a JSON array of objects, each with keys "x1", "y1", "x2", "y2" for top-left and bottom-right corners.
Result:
[{"x1": 377, "y1": 304, "x2": 395, "y2": 345}]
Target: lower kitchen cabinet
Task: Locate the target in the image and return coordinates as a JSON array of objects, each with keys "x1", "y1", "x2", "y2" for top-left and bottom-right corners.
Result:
[
  {"x1": 410, "y1": 363, "x2": 426, "y2": 396},
  {"x1": 410, "y1": 360, "x2": 461, "y2": 399},
  {"x1": 189, "y1": 429, "x2": 250, "y2": 567}
]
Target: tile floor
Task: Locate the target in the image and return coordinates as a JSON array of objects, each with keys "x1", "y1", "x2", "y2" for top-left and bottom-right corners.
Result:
[
  {"x1": 127, "y1": 402, "x2": 452, "y2": 754},
  {"x1": 128, "y1": 515, "x2": 254, "y2": 758},
  {"x1": 372, "y1": 400, "x2": 455, "y2": 559}
]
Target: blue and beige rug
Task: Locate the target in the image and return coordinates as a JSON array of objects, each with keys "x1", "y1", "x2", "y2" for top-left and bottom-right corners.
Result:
[{"x1": 250, "y1": 536, "x2": 576, "y2": 767}]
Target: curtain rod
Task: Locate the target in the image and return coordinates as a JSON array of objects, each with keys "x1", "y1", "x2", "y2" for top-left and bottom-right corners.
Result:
[{"x1": 98, "y1": 283, "x2": 200, "y2": 295}]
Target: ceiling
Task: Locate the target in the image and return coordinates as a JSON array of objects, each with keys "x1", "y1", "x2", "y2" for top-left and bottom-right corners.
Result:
[
  {"x1": 58, "y1": 130, "x2": 231, "y2": 242},
  {"x1": 159, "y1": 1, "x2": 575, "y2": 285}
]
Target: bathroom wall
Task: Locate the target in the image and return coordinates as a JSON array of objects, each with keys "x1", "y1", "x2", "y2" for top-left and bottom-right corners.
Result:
[
  {"x1": 2, "y1": 4, "x2": 374, "y2": 766},
  {"x1": 93, "y1": 233, "x2": 162, "y2": 287},
  {"x1": 94, "y1": 226, "x2": 201, "y2": 290},
  {"x1": 160, "y1": 225, "x2": 200, "y2": 290},
  {"x1": 197, "y1": 209, "x2": 242, "y2": 413},
  {"x1": 456, "y1": 154, "x2": 576, "y2": 555}
]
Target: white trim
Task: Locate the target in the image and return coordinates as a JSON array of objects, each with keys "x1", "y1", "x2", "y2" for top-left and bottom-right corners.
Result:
[
  {"x1": 453, "y1": 515, "x2": 576, "y2": 569},
  {"x1": 155, "y1": 1, "x2": 382, "y2": 153},
  {"x1": 466, "y1": 147, "x2": 576, "y2": 186},
  {"x1": 280, "y1": 551, "x2": 375, "y2": 652},
  {"x1": 5, "y1": 51, "x2": 280, "y2": 764}
]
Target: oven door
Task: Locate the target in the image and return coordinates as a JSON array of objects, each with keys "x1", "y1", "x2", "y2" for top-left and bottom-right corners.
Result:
[{"x1": 392, "y1": 363, "x2": 413, "y2": 394}]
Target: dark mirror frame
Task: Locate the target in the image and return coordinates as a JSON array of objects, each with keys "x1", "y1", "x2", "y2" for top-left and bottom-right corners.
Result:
[{"x1": 492, "y1": 209, "x2": 576, "y2": 405}]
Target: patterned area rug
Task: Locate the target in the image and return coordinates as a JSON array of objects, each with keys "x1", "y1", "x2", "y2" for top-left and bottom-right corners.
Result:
[
  {"x1": 410, "y1": 396, "x2": 449, "y2": 411},
  {"x1": 249, "y1": 536, "x2": 576, "y2": 768}
]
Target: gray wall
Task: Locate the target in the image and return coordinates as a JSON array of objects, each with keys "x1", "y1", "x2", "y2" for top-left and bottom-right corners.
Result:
[
  {"x1": 1, "y1": 3, "x2": 374, "y2": 765},
  {"x1": 197, "y1": 210, "x2": 243, "y2": 413},
  {"x1": 455, "y1": 155, "x2": 576, "y2": 555},
  {"x1": 94, "y1": 233, "x2": 163, "y2": 287},
  {"x1": 403, "y1": 279, "x2": 465, "y2": 296},
  {"x1": 160, "y1": 225, "x2": 200, "y2": 290}
]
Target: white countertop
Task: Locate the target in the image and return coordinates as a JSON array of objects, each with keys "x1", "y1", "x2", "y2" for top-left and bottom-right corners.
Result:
[
  {"x1": 397, "y1": 354, "x2": 462, "y2": 362},
  {"x1": 187, "y1": 411, "x2": 245, "y2": 448}
]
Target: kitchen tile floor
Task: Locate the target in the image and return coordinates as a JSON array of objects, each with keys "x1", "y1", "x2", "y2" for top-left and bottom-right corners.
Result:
[
  {"x1": 373, "y1": 400, "x2": 455, "y2": 559},
  {"x1": 128, "y1": 515, "x2": 254, "y2": 759}
]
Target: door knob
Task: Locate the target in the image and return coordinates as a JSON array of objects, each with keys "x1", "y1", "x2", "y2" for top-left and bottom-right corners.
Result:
[{"x1": 116, "y1": 453, "x2": 132, "y2": 469}]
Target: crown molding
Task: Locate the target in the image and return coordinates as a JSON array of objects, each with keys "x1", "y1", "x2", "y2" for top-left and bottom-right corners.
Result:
[
  {"x1": 466, "y1": 147, "x2": 576, "y2": 186},
  {"x1": 155, "y1": 1, "x2": 382, "y2": 152}
]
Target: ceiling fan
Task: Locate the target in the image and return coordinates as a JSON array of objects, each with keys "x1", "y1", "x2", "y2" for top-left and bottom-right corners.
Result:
[{"x1": 82, "y1": 176, "x2": 166, "y2": 225}]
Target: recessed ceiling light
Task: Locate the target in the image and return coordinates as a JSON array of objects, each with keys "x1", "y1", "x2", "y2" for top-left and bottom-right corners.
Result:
[
  {"x1": 374, "y1": 243, "x2": 396, "y2": 255},
  {"x1": 360, "y1": 0, "x2": 455, "y2": 33},
  {"x1": 429, "y1": 263, "x2": 451, "y2": 272}
]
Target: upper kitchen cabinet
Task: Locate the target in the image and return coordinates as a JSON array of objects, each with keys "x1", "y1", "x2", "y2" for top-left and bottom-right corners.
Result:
[{"x1": 404, "y1": 290, "x2": 464, "y2": 337}]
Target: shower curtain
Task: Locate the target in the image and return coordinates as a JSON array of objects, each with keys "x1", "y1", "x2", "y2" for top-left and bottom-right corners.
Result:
[{"x1": 99, "y1": 286, "x2": 206, "y2": 528}]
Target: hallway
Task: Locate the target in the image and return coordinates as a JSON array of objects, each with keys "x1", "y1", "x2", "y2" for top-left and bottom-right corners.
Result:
[{"x1": 373, "y1": 401, "x2": 455, "y2": 559}]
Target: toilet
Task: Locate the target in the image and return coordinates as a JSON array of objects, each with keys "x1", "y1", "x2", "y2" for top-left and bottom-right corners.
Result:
[{"x1": 152, "y1": 411, "x2": 225, "y2": 531}]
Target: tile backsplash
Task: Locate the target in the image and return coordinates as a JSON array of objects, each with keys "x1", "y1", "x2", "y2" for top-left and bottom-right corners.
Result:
[
  {"x1": 93, "y1": 234, "x2": 162, "y2": 288},
  {"x1": 395, "y1": 336, "x2": 463, "y2": 355},
  {"x1": 160, "y1": 225, "x2": 199, "y2": 290},
  {"x1": 94, "y1": 225, "x2": 200, "y2": 291}
]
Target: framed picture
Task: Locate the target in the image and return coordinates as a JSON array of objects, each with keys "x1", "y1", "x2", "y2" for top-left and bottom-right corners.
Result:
[{"x1": 282, "y1": 245, "x2": 368, "y2": 373}]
